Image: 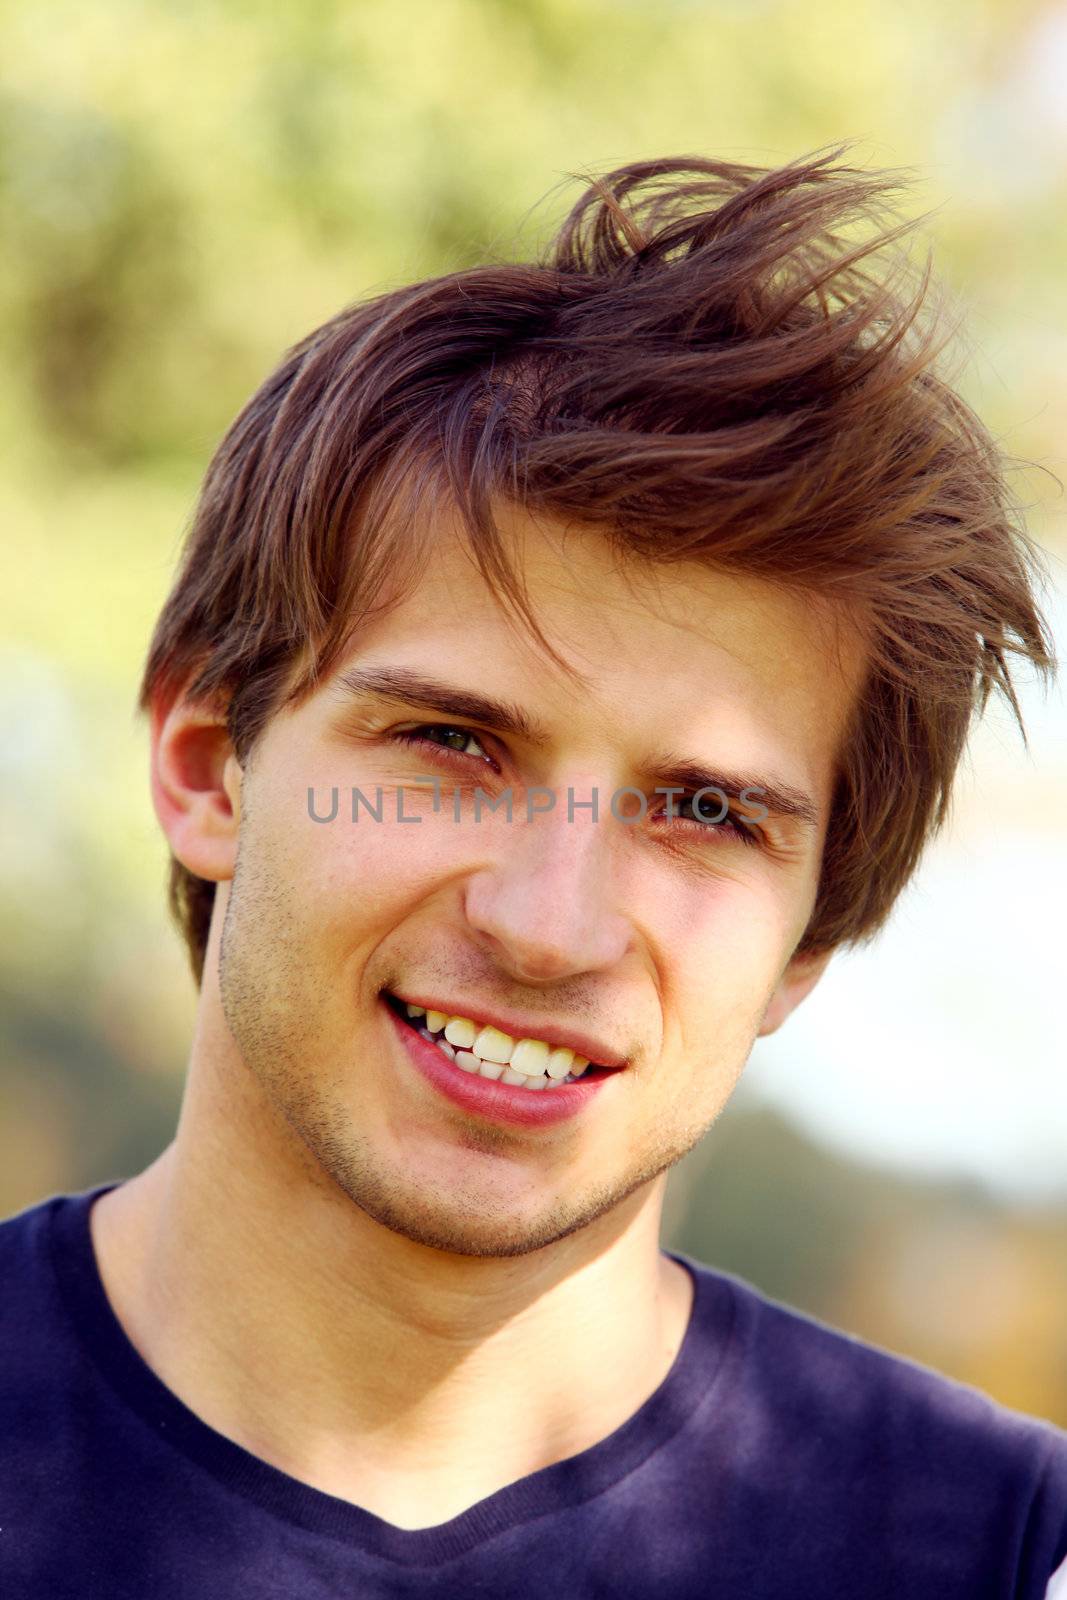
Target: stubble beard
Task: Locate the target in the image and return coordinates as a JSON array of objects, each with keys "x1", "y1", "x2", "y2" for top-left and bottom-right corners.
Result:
[{"x1": 217, "y1": 833, "x2": 717, "y2": 1259}]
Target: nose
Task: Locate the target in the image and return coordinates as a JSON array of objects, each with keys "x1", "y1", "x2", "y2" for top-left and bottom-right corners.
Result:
[{"x1": 462, "y1": 782, "x2": 632, "y2": 985}]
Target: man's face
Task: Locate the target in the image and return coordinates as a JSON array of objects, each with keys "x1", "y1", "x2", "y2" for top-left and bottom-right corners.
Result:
[{"x1": 210, "y1": 505, "x2": 864, "y2": 1256}]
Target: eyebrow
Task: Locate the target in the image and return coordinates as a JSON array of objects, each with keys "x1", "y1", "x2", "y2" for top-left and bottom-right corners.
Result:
[
  {"x1": 332, "y1": 665, "x2": 821, "y2": 831},
  {"x1": 333, "y1": 666, "x2": 551, "y2": 746},
  {"x1": 640, "y1": 755, "x2": 820, "y2": 831}
]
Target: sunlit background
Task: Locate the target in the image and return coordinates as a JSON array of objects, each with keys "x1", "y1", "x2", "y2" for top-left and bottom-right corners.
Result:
[{"x1": 2, "y1": 0, "x2": 1065, "y2": 1423}]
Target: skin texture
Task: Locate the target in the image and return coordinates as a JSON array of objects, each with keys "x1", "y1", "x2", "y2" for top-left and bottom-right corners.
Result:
[{"x1": 91, "y1": 503, "x2": 866, "y2": 1528}]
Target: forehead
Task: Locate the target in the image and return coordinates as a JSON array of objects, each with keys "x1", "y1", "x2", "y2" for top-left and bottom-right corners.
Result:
[{"x1": 327, "y1": 502, "x2": 867, "y2": 808}]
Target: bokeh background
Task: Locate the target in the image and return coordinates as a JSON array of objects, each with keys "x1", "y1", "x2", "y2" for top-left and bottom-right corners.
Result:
[{"x1": 2, "y1": 0, "x2": 1065, "y2": 1423}]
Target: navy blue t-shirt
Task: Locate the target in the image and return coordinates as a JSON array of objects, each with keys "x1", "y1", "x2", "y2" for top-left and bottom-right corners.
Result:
[{"x1": 3, "y1": 1181, "x2": 1067, "y2": 1598}]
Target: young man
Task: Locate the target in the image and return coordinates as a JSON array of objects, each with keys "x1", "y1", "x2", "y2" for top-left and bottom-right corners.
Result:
[{"x1": 3, "y1": 148, "x2": 1065, "y2": 1597}]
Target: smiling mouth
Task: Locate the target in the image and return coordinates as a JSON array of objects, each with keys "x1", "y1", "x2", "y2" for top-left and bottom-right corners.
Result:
[{"x1": 382, "y1": 991, "x2": 615, "y2": 1091}]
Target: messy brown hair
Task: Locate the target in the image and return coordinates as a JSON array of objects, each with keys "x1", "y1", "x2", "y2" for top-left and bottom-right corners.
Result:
[{"x1": 139, "y1": 144, "x2": 1055, "y2": 987}]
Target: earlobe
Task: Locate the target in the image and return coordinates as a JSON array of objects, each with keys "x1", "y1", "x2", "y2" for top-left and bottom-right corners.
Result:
[
  {"x1": 758, "y1": 948, "x2": 833, "y2": 1038},
  {"x1": 149, "y1": 691, "x2": 242, "y2": 884}
]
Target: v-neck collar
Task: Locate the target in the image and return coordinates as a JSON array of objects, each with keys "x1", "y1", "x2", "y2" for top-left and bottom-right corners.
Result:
[{"x1": 49, "y1": 1180, "x2": 737, "y2": 1566}]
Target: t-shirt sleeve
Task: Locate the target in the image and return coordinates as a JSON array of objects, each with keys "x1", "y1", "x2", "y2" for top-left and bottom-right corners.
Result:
[{"x1": 1029, "y1": 1434, "x2": 1067, "y2": 1599}]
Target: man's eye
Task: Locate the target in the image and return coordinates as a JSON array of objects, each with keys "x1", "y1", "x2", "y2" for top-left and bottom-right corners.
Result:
[
  {"x1": 393, "y1": 724, "x2": 493, "y2": 763},
  {"x1": 668, "y1": 794, "x2": 761, "y2": 847}
]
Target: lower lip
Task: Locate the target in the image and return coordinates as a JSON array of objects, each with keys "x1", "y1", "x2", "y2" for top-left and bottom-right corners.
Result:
[{"x1": 383, "y1": 999, "x2": 617, "y2": 1129}]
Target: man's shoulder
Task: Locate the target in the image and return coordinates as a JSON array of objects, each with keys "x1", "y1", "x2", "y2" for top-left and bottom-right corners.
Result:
[
  {"x1": 679, "y1": 1255, "x2": 1067, "y2": 1589},
  {"x1": 0, "y1": 1188, "x2": 65, "y2": 1296},
  {"x1": 0, "y1": 1187, "x2": 67, "y2": 1235},
  {"x1": 683, "y1": 1252, "x2": 1067, "y2": 1487},
  {"x1": 0, "y1": 1186, "x2": 101, "y2": 1359},
  {"x1": 0, "y1": 1184, "x2": 88, "y2": 1258},
  {"x1": 702, "y1": 1253, "x2": 1067, "y2": 1444}
]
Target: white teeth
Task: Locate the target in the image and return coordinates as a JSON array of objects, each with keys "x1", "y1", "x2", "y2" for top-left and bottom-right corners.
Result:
[
  {"x1": 400, "y1": 997, "x2": 601, "y2": 1089},
  {"x1": 443, "y1": 1016, "x2": 477, "y2": 1049},
  {"x1": 435, "y1": 1037, "x2": 570, "y2": 1089},
  {"x1": 546, "y1": 1046, "x2": 574, "y2": 1080},
  {"x1": 473, "y1": 1026, "x2": 515, "y2": 1065},
  {"x1": 510, "y1": 1039, "x2": 549, "y2": 1077}
]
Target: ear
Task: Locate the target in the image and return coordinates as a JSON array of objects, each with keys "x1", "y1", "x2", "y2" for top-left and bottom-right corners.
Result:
[
  {"x1": 149, "y1": 687, "x2": 243, "y2": 884},
  {"x1": 757, "y1": 948, "x2": 834, "y2": 1038}
]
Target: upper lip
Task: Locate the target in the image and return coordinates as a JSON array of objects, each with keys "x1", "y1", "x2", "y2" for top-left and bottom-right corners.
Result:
[{"x1": 387, "y1": 991, "x2": 628, "y2": 1070}]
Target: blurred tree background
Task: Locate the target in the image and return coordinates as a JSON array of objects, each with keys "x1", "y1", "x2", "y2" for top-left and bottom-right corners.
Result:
[{"x1": 2, "y1": 0, "x2": 1066, "y2": 1422}]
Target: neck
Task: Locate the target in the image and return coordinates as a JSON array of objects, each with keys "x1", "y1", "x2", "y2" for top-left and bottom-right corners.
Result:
[{"x1": 90, "y1": 1026, "x2": 693, "y2": 1529}]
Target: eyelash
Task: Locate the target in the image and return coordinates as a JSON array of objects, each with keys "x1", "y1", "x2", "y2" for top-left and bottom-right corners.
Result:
[{"x1": 390, "y1": 724, "x2": 763, "y2": 848}]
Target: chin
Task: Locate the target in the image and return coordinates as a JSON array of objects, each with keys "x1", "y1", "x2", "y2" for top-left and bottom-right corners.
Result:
[
  {"x1": 327, "y1": 1158, "x2": 597, "y2": 1258},
  {"x1": 375, "y1": 1201, "x2": 586, "y2": 1259}
]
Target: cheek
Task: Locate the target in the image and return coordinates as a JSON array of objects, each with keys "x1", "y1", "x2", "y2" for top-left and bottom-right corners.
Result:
[
  {"x1": 297, "y1": 806, "x2": 473, "y2": 931},
  {"x1": 658, "y1": 876, "x2": 797, "y2": 1051},
  {"x1": 663, "y1": 869, "x2": 793, "y2": 972}
]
